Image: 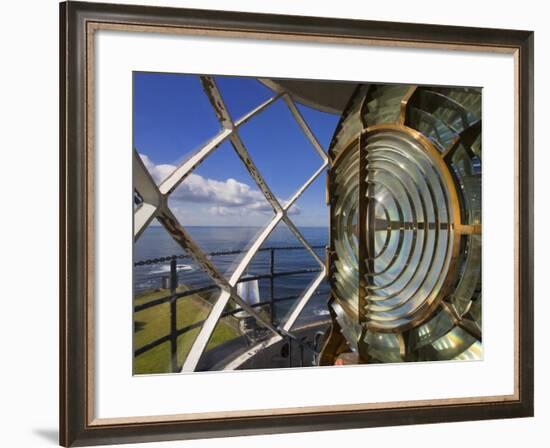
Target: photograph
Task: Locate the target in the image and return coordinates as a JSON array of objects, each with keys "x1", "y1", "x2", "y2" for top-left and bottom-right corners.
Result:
[
  {"x1": 132, "y1": 73, "x2": 482, "y2": 374},
  {"x1": 0, "y1": 0, "x2": 541, "y2": 446},
  {"x1": 54, "y1": 1, "x2": 535, "y2": 446}
]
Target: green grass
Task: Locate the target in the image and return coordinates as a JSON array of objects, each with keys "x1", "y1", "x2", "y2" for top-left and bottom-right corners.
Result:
[{"x1": 133, "y1": 287, "x2": 241, "y2": 374}]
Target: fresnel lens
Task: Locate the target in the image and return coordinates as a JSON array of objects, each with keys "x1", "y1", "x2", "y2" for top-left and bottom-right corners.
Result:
[{"x1": 322, "y1": 84, "x2": 482, "y2": 364}]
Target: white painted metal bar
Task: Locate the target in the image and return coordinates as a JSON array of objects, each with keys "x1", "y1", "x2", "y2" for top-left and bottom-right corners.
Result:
[
  {"x1": 223, "y1": 214, "x2": 286, "y2": 334},
  {"x1": 229, "y1": 135, "x2": 283, "y2": 213},
  {"x1": 159, "y1": 209, "x2": 284, "y2": 333},
  {"x1": 200, "y1": 76, "x2": 233, "y2": 129},
  {"x1": 222, "y1": 264, "x2": 327, "y2": 369},
  {"x1": 159, "y1": 93, "x2": 281, "y2": 199},
  {"x1": 134, "y1": 74, "x2": 334, "y2": 372},
  {"x1": 282, "y1": 93, "x2": 329, "y2": 161},
  {"x1": 182, "y1": 289, "x2": 231, "y2": 372},
  {"x1": 228, "y1": 213, "x2": 283, "y2": 285},
  {"x1": 200, "y1": 75, "x2": 284, "y2": 213},
  {"x1": 159, "y1": 208, "x2": 294, "y2": 342},
  {"x1": 256, "y1": 78, "x2": 283, "y2": 95},
  {"x1": 282, "y1": 270, "x2": 327, "y2": 331},
  {"x1": 158, "y1": 128, "x2": 233, "y2": 196},
  {"x1": 221, "y1": 334, "x2": 283, "y2": 371},
  {"x1": 234, "y1": 93, "x2": 281, "y2": 127},
  {"x1": 228, "y1": 291, "x2": 279, "y2": 332},
  {"x1": 284, "y1": 161, "x2": 328, "y2": 210},
  {"x1": 133, "y1": 150, "x2": 161, "y2": 240},
  {"x1": 133, "y1": 150, "x2": 161, "y2": 205},
  {"x1": 179, "y1": 77, "x2": 292, "y2": 371},
  {"x1": 159, "y1": 88, "x2": 281, "y2": 199},
  {"x1": 157, "y1": 207, "x2": 231, "y2": 289},
  {"x1": 134, "y1": 204, "x2": 158, "y2": 241},
  {"x1": 182, "y1": 212, "x2": 285, "y2": 371},
  {"x1": 192, "y1": 77, "x2": 330, "y2": 370},
  {"x1": 282, "y1": 215, "x2": 325, "y2": 268}
]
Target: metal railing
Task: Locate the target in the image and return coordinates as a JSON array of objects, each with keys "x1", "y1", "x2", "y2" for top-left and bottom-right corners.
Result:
[
  {"x1": 134, "y1": 76, "x2": 328, "y2": 372},
  {"x1": 134, "y1": 245, "x2": 328, "y2": 372}
]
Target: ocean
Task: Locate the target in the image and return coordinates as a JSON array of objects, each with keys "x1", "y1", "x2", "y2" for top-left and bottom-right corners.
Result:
[{"x1": 134, "y1": 225, "x2": 330, "y2": 326}]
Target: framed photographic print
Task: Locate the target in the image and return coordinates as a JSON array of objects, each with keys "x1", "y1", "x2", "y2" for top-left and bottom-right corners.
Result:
[{"x1": 59, "y1": 1, "x2": 534, "y2": 446}]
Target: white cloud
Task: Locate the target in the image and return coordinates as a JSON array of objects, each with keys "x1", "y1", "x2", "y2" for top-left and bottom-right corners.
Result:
[
  {"x1": 139, "y1": 153, "x2": 300, "y2": 219},
  {"x1": 139, "y1": 153, "x2": 176, "y2": 185},
  {"x1": 207, "y1": 206, "x2": 239, "y2": 216}
]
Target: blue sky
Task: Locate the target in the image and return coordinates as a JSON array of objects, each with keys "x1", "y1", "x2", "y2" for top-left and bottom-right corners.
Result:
[{"x1": 134, "y1": 72, "x2": 339, "y2": 227}]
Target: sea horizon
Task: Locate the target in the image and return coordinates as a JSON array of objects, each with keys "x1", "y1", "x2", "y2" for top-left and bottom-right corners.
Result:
[{"x1": 133, "y1": 224, "x2": 330, "y2": 322}]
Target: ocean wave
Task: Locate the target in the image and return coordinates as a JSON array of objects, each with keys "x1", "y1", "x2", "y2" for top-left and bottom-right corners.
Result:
[{"x1": 148, "y1": 264, "x2": 194, "y2": 275}]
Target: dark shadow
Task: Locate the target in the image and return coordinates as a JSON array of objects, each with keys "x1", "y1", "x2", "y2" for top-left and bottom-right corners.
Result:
[
  {"x1": 33, "y1": 428, "x2": 58, "y2": 445},
  {"x1": 134, "y1": 321, "x2": 146, "y2": 332}
]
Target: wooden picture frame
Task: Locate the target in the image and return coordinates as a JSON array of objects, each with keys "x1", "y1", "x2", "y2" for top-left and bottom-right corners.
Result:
[{"x1": 60, "y1": 1, "x2": 534, "y2": 446}]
